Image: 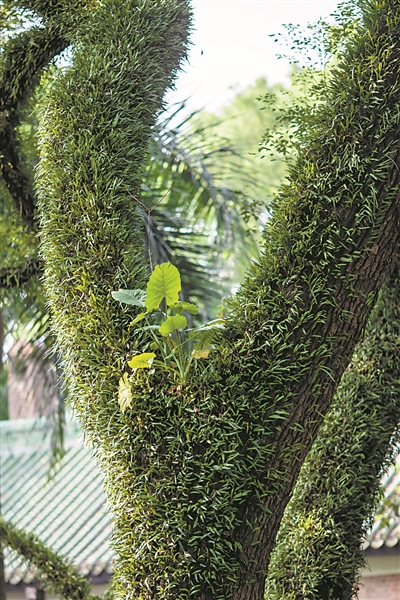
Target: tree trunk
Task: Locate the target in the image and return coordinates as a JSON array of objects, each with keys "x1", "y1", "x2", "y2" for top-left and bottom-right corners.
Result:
[
  {"x1": 0, "y1": 308, "x2": 6, "y2": 600},
  {"x1": 265, "y1": 255, "x2": 400, "y2": 599},
  {"x1": 21, "y1": 0, "x2": 400, "y2": 597}
]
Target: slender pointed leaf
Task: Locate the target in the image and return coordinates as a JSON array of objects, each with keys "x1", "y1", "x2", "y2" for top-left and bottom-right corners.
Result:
[{"x1": 130, "y1": 312, "x2": 146, "y2": 326}]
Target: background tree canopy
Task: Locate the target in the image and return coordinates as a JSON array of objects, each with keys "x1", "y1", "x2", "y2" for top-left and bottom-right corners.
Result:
[{"x1": 1, "y1": 1, "x2": 400, "y2": 600}]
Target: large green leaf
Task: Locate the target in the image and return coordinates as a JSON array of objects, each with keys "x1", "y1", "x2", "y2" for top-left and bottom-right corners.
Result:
[
  {"x1": 170, "y1": 301, "x2": 198, "y2": 315},
  {"x1": 159, "y1": 315, "x2": 187, "y2": 337},
  {"x1": 128, "y1": 352, "x2": 156, "y2": 369},
  {"x1": 145, "y1": 263, "x2": 181, "y2": 311},
  {"x1": 111, "y1": 289, "x2": 146, "y2": 307}
]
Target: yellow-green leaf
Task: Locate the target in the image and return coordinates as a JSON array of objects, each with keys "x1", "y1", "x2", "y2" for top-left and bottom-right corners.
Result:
[
  {"x1": 128, "y1": 352, "x2": 156, "y2": 369},
  {"x1": 130, "y1": 312, "x2": 146, "y2": 326},
  {"x1": 145, "y1": 263, "x2": 181, "y2": 311},
  {"x1": 118, "y1": 373, "x2": 132, "y2": 413},
  {"x1": 170, "y1": 301, "x2": 198, "y2": 315},
  {"x1": 159, "y1": 315, "x2": 187, "y2": 337},
  {"x1": 192, "y1": 349, "x2": 211, "y2": 359}
]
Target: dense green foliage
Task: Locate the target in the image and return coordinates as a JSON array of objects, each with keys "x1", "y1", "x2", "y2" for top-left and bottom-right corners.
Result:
[
  {"x1": 2, "y1": 1, "x2": 400, "y2": 599},
  {"x1": 265, "y1": 260, "x2": 400, "y2": 599},
  {"x1": 190, "y1": 77, "x2": 288, "y2": 214}
]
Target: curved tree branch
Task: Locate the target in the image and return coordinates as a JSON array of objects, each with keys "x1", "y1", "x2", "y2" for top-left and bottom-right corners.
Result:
[
  {"x1": 0, "y1": 518, "x2": 96, "y2": 600},
  {"x1": 0, "y1": 19, "x2": 69, "y2": 229},
  {"x1": 265, "y1": 256, "x2": 400, "y2": 600}
]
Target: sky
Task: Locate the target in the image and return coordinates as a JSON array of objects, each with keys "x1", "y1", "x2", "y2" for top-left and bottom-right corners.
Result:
[{"x1": 167, "y1": 0, "x2": 342, "y2": 113}]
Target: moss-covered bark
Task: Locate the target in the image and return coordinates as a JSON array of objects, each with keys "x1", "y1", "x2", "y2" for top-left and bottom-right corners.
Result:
[
  {"x1": 0, "y1": 22, "x2": 67, "y2": 229},
  {"x1": 2, "y1": 0, "x2": 400, "y2": 599},
  {"x1": 264, "y1": 256, "x2": 400, "y2": 600}
]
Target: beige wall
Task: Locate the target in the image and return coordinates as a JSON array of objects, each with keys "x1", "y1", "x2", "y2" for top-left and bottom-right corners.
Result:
[
  {"x1": 6, "y1": 583, "x2": 109, "y2": 600},
  {"x1": 358, "y1": 574, "x2": 400, "y2": 600},
  {"x1": 357, "y1": 555, "x2": 400, "y2": 600},
  {"x1": 7, "y1": 341, "x2": 58, "y2": 420},
  {"x1": 6, "y1": 558, "x2": 399, "y2": 599}
]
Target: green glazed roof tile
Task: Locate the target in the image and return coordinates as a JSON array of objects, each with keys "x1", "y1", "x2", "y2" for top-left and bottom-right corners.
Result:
[
  {"x1": 1, "y1": 417, "x2": 114, "y2": 584},
  {"x1": 362, "y1": 456, "x2": 400, "y2": 550},
  {"x1": 1, "y1": 418, "x2": 398, "y2": 586}
]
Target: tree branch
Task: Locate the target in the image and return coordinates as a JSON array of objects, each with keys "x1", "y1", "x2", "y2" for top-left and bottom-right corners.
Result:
[
  {"x1": 264, "y1": 256, "x2": 400, "y2": 600},
  {"x1": 0, "y1": 257, "x2": 42, "y2": 288},
  {"x1": 0, "y1": 21, "x2": 68, "y2": 229},
  {"x1": 0, "y1": 518, "x2": 95, "y2": 600}
]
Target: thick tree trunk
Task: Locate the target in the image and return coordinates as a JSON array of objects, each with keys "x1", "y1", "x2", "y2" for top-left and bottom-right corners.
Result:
[
  {"x1": 8, "y1": 0, "x2": 400, "y2": 598},
  {"x1": 228, "y1": 187, "x2": 400, "y2": 593}
]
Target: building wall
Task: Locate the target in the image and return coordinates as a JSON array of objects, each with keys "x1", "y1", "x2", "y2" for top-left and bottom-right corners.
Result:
[
  {"x1": 6, "y1": 583, "x2": 109, "y2": 600},
  {"x1": 6, "y1": 557, "x2": 399, "y2": 599},
  {"x1": 7, "y1": 341, "x2": 58, "y2": 420},
  {"x1": 357, "y1": 554, "x2": 400, "y2": 600},
  {"x1": 358, "y1": 574, "x2": 400, "y2": 600}
]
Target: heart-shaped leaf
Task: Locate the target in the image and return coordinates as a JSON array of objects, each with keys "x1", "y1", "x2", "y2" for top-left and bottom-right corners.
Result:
[
  {"x1": 170, "y1": 301, "x2": 198, "y2": 315},
  {"x1": 128, "y1": 352, "x2": 156, "y2": 369},
  {"x1": 159, "y1": 315, "x2": 187, "y2": 337},
  {"x1": 112, "y1": 289, "x2": 146, "y2": 307},
  {"x1": 192, "y1": 349, "x2": 211, "y2": 359},
  {"x1": 146, "y1": 263, "x2": 181, "y2": 311},
  {"x1": 118, "y1": 373, "x2": 132, "y2": 413}
]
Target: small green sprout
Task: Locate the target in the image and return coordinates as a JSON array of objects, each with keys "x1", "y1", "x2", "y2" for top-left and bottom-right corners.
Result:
[{"x1": 113, "y1": 262, "x2": 224, "y2": 411}]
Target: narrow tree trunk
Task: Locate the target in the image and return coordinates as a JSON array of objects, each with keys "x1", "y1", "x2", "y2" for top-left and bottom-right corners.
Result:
[
  {"x1": 264, "y1": 256, "x2": 400, "y2": 599},
  {"x1": 0, "y1": 548, "x2": 5, "y2": 600},
  {"x1": 0, "y1": 308, "x2": 6, "y2": 600}
]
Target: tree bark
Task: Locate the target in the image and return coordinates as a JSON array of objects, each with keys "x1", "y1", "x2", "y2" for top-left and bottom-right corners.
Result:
[{"x1": 264, "y1": 255, "x2": 400, "y2": 599}]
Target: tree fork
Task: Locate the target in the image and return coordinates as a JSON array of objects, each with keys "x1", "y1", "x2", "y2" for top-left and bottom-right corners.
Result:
[{"x1": 33, "y1": 0, "x2": 400, "y2": 598}]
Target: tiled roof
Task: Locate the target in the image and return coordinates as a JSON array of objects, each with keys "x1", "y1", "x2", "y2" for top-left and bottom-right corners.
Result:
[
  {"x1": 362, "y1": 455, "x2": 400, "y2": 551},
  {"x1": 1, "y1": 418, "x2": 399, "y2": 587},
  {"x1": 1, "y1": 417, "x2": 114, "y2": 585}
]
